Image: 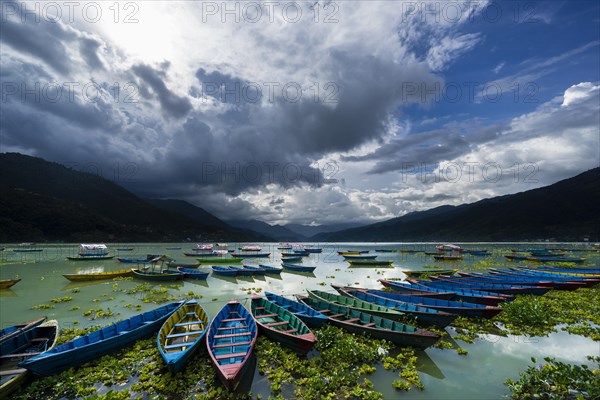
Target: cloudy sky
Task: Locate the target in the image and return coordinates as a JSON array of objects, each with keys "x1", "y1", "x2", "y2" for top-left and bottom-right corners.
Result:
[{"x1": 1, "y1": 1, "x2": 599, "y2": 226}]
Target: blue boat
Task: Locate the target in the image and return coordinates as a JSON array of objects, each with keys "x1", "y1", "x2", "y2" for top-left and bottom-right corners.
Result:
[
  {"x1": 206, "y1": 300, "x2": 257, "y2": 391},
  {"x1": 382, "y1": 279, "x2": 509, "y2": 306},
  {"x1": 231, "y1": 253, "x2": 271, "y2": 258},
  {"x1": 116, "y1": 248, "x2": 134, "y2": 251},
  {"x1": 333, "y1": 287, "x2": 457, "y2": 327},
  {"x1": 281, "y1": 256, "x2": 303, "y2": 262},
  {"x1": 165, "y1": 247, "x2": 182, "y2": 250},
  {"x1": 361, "y1": 289, "x2": 503, "y2": 319},
  {"x1": 12, "y1": 249, "x2": 43, "y2": 253},
  {"x1": 304, "y1": 248, "x2": 323, "y2": 253},
  {"x1": 19, "y1": 302, "x2": 182, "y2": 376},
  {"x1": 0, "y1": 317, "x2": 47, "y2": 345},
  {"x1": 281, "y1": 263, "x2": 316, "y2": 273},
  {"x1": 177, "y1": 267, "x2": 210, "y2": 280},
  {"x1": 457, "y1": 272, "x2": 584, "y2": 291},
  {"x1": 157, "y1": 299, "x2": 209, "y2": 373},
  {"x1": 228, "y1": 266, "x2": 254, "y2": 276},
  {"x1": 292, "y1": 251, "x2": 311, "y2": 257},
  {"x1": 537, "y1": 267, "x2": 600, "y2": 274},
  {"x1": 265, "y1": 292, "x2": 328, "y2": 328},
  {"x1": 211, "y1": 266, "x2": 238, "y2": 277},
  {"x1": 259, "y1": 264, "x2": 283, "y2": 274},
  {"x1": 413, "y1": 279, "x2": 538, "y2": 296},
  {"x1": 0, "y1": 320, "x2": 59, "y2": 397},
  {"x1": 242, "y1": 265, "x2": 267, "y2": 275},
  {"x1": 281, "y1": 252, "x2": 306, "y2": 258},
  {"x1": 428, "y1": 276, "x2": 552, "y2": 295},
  {"x1": 497, "y1": 269, "x2": 600, "y2": 287},
  {"x1": 117, "y1": 257, "x2": 152, "y2": 264}
]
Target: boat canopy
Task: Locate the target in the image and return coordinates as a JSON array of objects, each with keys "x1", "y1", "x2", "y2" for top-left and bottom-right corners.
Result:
[
  {"x1": 196, "y1": 244, "x2": 213, "y2": 250},
  {"x1": 79, "y1": 244, "x2": 108, "y2": 254},
  {"x1": 436, "y1": 244, "x2": 462, "y2": 251},
  {"x1": 241, "y1": 245, "x2": 261, "y2": 251},
  {"x1": 212, "y1": 250, "x2": 229, "y2": 255}
]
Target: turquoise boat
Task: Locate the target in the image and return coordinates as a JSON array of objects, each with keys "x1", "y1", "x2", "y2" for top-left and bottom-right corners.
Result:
[
  {"x1": 296, "y1": 295, "x2": 439, "y2": 349},
  {"x1": 251, "y1": 297, "x2": 316, "y2": 355}
]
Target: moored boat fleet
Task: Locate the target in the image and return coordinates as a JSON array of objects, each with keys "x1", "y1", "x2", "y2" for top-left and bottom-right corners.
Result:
[{"x1": 1, "y1": 241, "x2": 599, "y2": 395}]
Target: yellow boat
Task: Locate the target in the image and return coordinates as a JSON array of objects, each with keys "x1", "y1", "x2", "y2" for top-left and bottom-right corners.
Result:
[
  {"x1": 338, "y1": 251, "x2": 362, "y2": 256},
  {"x1": 0, "y1": 279, "x2": 21, "y2": 289},
  {"x1": 62, "y1": 269, "x2": 134, "y2": 281}
]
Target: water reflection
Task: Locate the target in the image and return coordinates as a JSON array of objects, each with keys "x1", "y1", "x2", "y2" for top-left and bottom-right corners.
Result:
[
  {"x1": 0, "y1": 289, "x2": 17, "y2": 297},
  {"x1": 416, "y1": 350, "x2": 445, "y2": 379}
]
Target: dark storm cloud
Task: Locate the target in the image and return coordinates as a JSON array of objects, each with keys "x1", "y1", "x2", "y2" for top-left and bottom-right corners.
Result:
[
  {"x1": 0, "y1": 3, "x2": 75, "y2": 75},
  {"x1": 132, "y1": 64, "x2": 192, "y2": 119}
]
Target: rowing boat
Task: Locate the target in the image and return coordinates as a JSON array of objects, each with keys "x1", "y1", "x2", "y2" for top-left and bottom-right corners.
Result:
[
  {"x1": 66, "y1": 255, "x2": 114, "y2": 261},
  {"x1": 19, "y1": 302, "x2": 182, "y2": 376},
  {"x1": 0, "y1": 318, "x2": 47, "y2": 345},
  {"x1": 206, "y1": 301, "x2": 257, "y2": 391},
  {"x1": 211, "y1": 266, "x2": 238, "y2": 277},
  {"x1": 383, "y1": 279, "x2": 510, "y2": 306},
  {"x1": 251, "y1": 297, "x2": 316, "y2": 354},
  {"x1": 0, "y1": 320, "x2": 59, "y2": 397},
  {"x1": 347, "y1": 259, "x2": 393, "y2": 266},
  {"x1": 264, "y1": 292, "x2": 328, "y2": 328},
  {"x1": 331, "y1": 286, "x2": 457, "y2": 328},
  {"x1": 231, "y1": 253, "x2": 271, "y2": 258},
  {"x1": 0, "y1": 279, "x2": 21, "y2": 290},
  {"x1": 362, "y1": 289, "x2": 503, "y2": 319},
  {"x1": 428, "y1": 276, "x2": 552, "y2": 295},
  {"x1": 228, "y1": 266, "x2": 254, "y2": 276},
  {"x1": 157, "y1": 299, "x2": 209, "y2": 373},
  {"x1": 281, "y1": 263, "x2": 316, "y2": 273},
  {"x1": 197, "y1": 257, "x2": 242, "y2": 264},
  {"x1": 62, "y1": 269, "x2": 133, "y2": 282},
  {"x1": 258, "y1": 265, "x2": 283, "y2": 274},
  {"x1": 296, "y1": 295, "x2": 439, "y2": 349},
  {"x1": 343, "y1": 255, "x2": 377, "y2": 260},
  {"x1": 242, "y1": 265, "x2": 267, "y2": 275},
  {"x1": 131, "y1": 268, "x2": 184, "y2": 281},
  {"x1": 176, "y1": 267, "x2": 210, "y2": 280},
  {"x1": 307, "y1": 289, "x2": 405, "y2": 321}
]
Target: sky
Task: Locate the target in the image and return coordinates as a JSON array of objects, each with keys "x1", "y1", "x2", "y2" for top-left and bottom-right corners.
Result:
[{"x1": 1, "y1": 0, "x2": 599, "y2": 226}]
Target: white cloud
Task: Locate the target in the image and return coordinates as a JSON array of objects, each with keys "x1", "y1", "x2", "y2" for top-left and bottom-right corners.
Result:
[{"x1": 492, "y1": 61, "x2": 505, "y2": 74}]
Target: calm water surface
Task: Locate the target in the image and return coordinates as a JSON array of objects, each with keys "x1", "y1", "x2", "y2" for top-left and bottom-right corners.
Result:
[{"x1": 1, "y1": 243, "x2": 598, "y2": 399}]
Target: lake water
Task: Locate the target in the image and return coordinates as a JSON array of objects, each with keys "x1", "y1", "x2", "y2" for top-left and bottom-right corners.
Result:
[{"x1": 1, "y1": 242, "x2": 598, "y2": 399}]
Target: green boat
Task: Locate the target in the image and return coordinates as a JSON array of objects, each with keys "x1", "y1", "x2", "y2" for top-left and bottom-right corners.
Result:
[
  {"x1": 306, "y1": 289, "x2": 405, "y2": 321},
  {"x1": 251, "y1": 297, "x2": 316, "y2": 355},
  {"x1": 296, "y1": 295, "x2": 439, "y2": 349},
  {"x1": 197, "y1": 257, "x2": 242, "y2": 264}
]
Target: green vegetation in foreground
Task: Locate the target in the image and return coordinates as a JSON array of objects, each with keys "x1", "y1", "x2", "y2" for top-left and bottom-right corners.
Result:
[
  {"x1": 13, "y1": 325, "x2": 428, "y2": 400},
  {"x1": 256, "y1": 325, "x2": 425, "y2": 399},
  {"x1": 505, "y1": 356, "x2": 600, "y2": 399},
  {"x1": 451, "y1": 287, "x2": 600, "y2": 341}
]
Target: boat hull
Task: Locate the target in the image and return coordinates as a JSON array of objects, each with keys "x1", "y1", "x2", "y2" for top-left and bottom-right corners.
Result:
[
  {"x1": 19, "y1": 302, "x2": 182, "y2": 376},
  {"x1": 206, "y1": 301, "x2": 257, "y2": 391},
  {"x1": 265, "y1": 292, "x2": 328, "y2": 328},
  {"x1": 157, "y1": 299, "x2": 209, "y2": 373},
  {"x1": 251, "y1": 297, "x2": 316, "y2": 355},
  {"x1": 0, "y1": 279, "x2": 21, "y2": 289},
  {"x1": 63, "y1": 269, "x2": 133, "y2": 281}
]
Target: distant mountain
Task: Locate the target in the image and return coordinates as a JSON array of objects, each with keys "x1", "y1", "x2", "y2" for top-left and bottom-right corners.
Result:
[
  {"x1": 319, "y1": 168, "x2": 600, "y2": 242},
  {"x1": 285, "y1": 222, "x2": 368, "y2": 238},
  {"x1": 0, "y1": 153, "x2": 264, "y2": 242},
  {"x1": 146, "y1": 199, "x2": 229, "y2": 228},
  {"x1": 228, "y1": 219, "x2": 305, "y2": 241}
]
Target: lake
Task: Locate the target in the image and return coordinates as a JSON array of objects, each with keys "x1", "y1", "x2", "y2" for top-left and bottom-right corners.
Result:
[{"x1": 1, "y1": 242, "x2": 598, "y2": 399}]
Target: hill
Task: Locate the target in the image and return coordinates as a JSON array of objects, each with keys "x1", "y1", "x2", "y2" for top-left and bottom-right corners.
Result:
[
  {"x1": 318, "y1": 168, "x2": 600, "y2": 242},
  {"x1": 0, "y1": 153, "x2": 265, "y2": 242}
]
